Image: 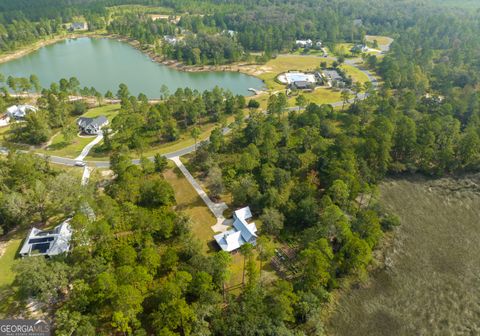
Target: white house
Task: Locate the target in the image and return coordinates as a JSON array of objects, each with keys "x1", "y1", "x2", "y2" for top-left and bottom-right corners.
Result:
[
  {"x1": 214, "y1": 206, "x2": 258, "y2": 252},
  {"x1": 164, "y1": 35, "x2": 178, "y2": 45},
  {"x1": 77, "y1": 116, "x2": 108, "y2": 135},
  {"x1": 6, "y1": 105, "x2": 37, "y2": 119},
  {"x1": 19, "y1": 219, "x2": 73, "y2": 257},
  {"x1": 296, "y1": 39, "x2": 313, "y2": 48}
]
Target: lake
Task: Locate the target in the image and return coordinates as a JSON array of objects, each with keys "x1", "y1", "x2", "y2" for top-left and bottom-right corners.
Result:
[{"x1": 0, "y1": 37, "x2": 264, "y2": 98}]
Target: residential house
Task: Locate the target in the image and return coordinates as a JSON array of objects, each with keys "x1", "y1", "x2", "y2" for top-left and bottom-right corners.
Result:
[
  {"x1": 6, "y1": 105, "x2": 37, "y2": 119},
  {"x1": 69, "y1": 22, "x2": 88, "y2": 31},
  {"x1": 214, "y1": 206, "x2": 258, "y2": 252},
  {"x1": 19, "y1": 219, "x2": 73, "y2": 257},
  {"x1": 77, "y1": 115, "x2": 108, "y2": 135},
  {"x1": 164, "y1": 35, "x2": 178, "y2": 45},
  {"x1": 295, "y1": 39, "x2": 313, "y2": 48},
  {"x1": 351, "y1": 44, "x2": 368, "y2": 53}
]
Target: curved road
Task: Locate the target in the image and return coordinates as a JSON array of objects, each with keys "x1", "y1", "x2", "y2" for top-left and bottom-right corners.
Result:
[{"x1": 6, "y1": 58, "x2": 378, "y2": 168}]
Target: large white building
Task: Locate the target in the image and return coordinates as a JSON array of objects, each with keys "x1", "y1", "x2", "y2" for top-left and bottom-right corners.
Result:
[
  {"x1": 19, "y1": 219, "x2": 73, "y2": 257},
  {"x1": 214, "y1": 206, "x2": 258, "y2": 252}
]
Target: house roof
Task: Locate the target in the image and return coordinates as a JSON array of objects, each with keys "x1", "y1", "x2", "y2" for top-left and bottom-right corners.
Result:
[
  {"x1": 19, "y1": 219, "x2": 73, "y2": 257},
  {"x1": 214, "y1": 206, "x2": 257, "y2": 252},
  {"x1": 77, "y1": 116, "x2": 108, "y2": 129},
  {"x1": 293, "y1": 81, "x2": 311, "y2": 88},
  {"x1": 6, "y1": 105, "x2": 37, "y2": 117}
]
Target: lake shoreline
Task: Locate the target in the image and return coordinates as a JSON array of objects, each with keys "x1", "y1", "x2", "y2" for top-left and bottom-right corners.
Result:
[{"x1": 0, "y1": 32, "x2": 267, "y2": 82}]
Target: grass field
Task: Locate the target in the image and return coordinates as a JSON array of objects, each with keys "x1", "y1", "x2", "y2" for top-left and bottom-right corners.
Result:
[
  {"x1": 333, "y1": 43, "x2": 354, "y2": 57},
  {"x1": 43, "y1": 133, "x2": 96, "y2": 158},
  {"x1": 0, "y1": 239, "x2": 22, "y2": 287},
  {"x1": 340, "y1": 64, "x2": 370, "y2": 84},
  {"x1": 365, "y1": 35, "x2": 394, "y2": 47},
  {"x1": 163, "y1": 166, "x2": 217, "y2": 253},
  {"x1": 82, "y1": 104, "x2": 120, "y2": 121},
  {"x1": 328, "y1": 175, "x2": 480, "y2": 335}
]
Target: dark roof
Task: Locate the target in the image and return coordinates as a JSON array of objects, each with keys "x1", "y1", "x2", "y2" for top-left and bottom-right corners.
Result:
[
  {"x1": 293, "y1": 81, "x2": 311, "y2": 89},
  {"x1": 77, "y1": 116, "x2": 108, "y2": 129}
]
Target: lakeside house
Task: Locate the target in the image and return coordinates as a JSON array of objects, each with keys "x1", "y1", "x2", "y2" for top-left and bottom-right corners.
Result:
[
  {"x1": 19, "y1": 219, "x2": 73, "y2": 258},
  {"x1": 164, "y1": 35, "x2": 178, "y2": 45},
  {"x1": 69, "y1": 22, "x2": 88, "y2": 31},
  {"x1": 77, "y1": 116, "x2": 108, "y2": 135},
  {"x1": 214, "y1": 206, "x2": 258, "y2": 252},
  {"x1": 6, "y1": 105, "x2": 37, "y2": 120}
]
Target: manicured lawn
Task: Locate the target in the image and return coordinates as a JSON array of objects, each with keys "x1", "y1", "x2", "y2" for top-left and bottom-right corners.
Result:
[
  {"x1": 163, "y1": 166, "x2": 217, "y2": 253},
  {"x1": 340, "y1": 64, "x2": 370, "y2": 84},
  {"x1": 0, "y1": 239, "x2": 22, "y2": 287},
  {"x1": 82, "y1": 103, "x2": 120, "y2": 121},
  {"x1": 365, "y1": 35, "x2": 394, "y2": 47},
  {"x1": 42, "y1": 133, "x2": 97, "y2": 158}
]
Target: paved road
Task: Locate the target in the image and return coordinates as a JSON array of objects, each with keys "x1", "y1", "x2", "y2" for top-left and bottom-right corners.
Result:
[{"x1": 4, "y1": 58, "x2": 378, "y2": 168}]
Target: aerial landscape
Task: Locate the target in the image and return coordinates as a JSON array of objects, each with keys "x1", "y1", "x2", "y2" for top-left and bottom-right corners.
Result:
[{"x1": 0, "y1": 0, "x2": 479, "y2": 335}]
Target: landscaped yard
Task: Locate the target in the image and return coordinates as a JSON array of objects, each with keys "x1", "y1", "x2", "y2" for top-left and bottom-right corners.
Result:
[
  {"x1": 43, "y1": 133, "x2": 97, "y2": 158},
  {"x1": 82, "y1": 103, "x2": 120, "y2": 121},
  {"x1": 340, "y1": 64, "x2": 370, "y2": 84},
  {"x1": 365, "y1": 35, "x2": 394, "y2": 47},
  {"x1": 163, "y1": 166, "x2": 217, "y2": 253}
]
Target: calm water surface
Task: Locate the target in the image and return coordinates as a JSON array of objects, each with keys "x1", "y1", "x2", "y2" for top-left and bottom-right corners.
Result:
[{"x1": 0, "y1": 37, "x2": 264, "y2": 97}]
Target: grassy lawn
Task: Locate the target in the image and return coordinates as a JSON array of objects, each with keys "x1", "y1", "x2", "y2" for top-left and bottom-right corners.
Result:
[
  {"x1": 340, "y1": 64, "x2": 370, "y2": 84},
  {"x1": 82, "y1": 103, "x2": 120, "y2": 121},
  {"x1": 333, "y1": 43, "x2": 354, "y2": 57},
  {"x1": 0, "y1": 239, "x2": 22, "y2": 287},
  {"x1": 365, "y1": 35, "x2": 393, "y2": 47},
  {"x1": 163, "y1": 166, "x2": 217, "y2": 254},
  {"x1": 42, "y1": 133, "x2": 96, "y2": 158}
]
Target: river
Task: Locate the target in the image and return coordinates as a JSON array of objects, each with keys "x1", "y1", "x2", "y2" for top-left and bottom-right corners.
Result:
[{"x1": 0, "y1": 37, "x2": 264, "y2": 98}]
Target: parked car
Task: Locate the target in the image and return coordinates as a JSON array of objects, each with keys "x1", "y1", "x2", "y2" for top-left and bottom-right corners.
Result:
[{"x1": 74, "y1": 161, "x2": 86, "y2": 167}]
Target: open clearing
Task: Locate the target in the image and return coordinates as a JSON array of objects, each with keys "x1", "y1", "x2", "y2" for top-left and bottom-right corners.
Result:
[{"x1": 328, "y1": 175, "x2": 480, "y2": 335}]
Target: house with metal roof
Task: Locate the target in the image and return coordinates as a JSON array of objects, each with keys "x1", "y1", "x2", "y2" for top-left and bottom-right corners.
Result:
[
  {"x1": 19, "y1": 219, "x2": 73, "y2": 257},
  {"x1": 6, "y1": 105, "x2": 37, "y2": 119},
  {"x1": 77, "y1": 115, "x2": 108, "y2": 135},
  {"x1": 214, "y1": 206, "x2": 258, "y2": 252}
]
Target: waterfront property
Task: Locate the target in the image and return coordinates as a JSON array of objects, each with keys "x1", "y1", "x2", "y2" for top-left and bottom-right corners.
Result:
[
  {"x1": 214, "y1": 206, "x2": 258, "y2": 252},
  {"x1": 6, "y1": 104, "x2": 37, "y2": 119},
  {"x1": 0, "y1": 37, "x2": 264, "y2": 97},
  {"x1": 77, "y1": 115, "x2": 108, "y2": 135},
  {"x1": 19, "y1": 219, "x2": 73, "y2": 257},
  {"x1": 69, "y1": 22, "x2": 88, "y2": 31}
]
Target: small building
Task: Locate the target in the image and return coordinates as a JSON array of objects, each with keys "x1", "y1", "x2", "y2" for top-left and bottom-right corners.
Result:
[
  {"x1": 6, "y1": 105, "x2": 37, "y2": 119},
  {"x1": 214, "y1": 206, "x2": 258, "y2": 252},
  {"x1": 77, "y1": 115, "x2": 108, "y2": 135},
  {"x1": 351, "y1": 44, "x2": 368, "y2": 53},
  {"x1": 292, "y1": 80, "x2": 313, "y2": 91},
  {"x1": 19, "y1": 219, "x2": 73, "y2": 257},
  {"x1": 322, "y1": 69, "x2": 345, "y2": 87},
  {"x1": 69, "y1": 22, "x2": 88, "y2": 31},
  {"x1": 164, "y1": 35, "x2": 178, "y2": 45},
  {"x1": 296, "y1": 39, "x2": 313, "y2": 48}
]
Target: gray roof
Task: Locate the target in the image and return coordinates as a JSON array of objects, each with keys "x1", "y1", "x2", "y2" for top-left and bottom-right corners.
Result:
[
  {"x1": 323, "y1": 69, "x2": 343, "y2": 81},
  {"x1": 293, "y1": 81, "x2": 311, "y2": 88},
  {"x1": 77, "y1": 116, "x2": 108, "y2": 129}
]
